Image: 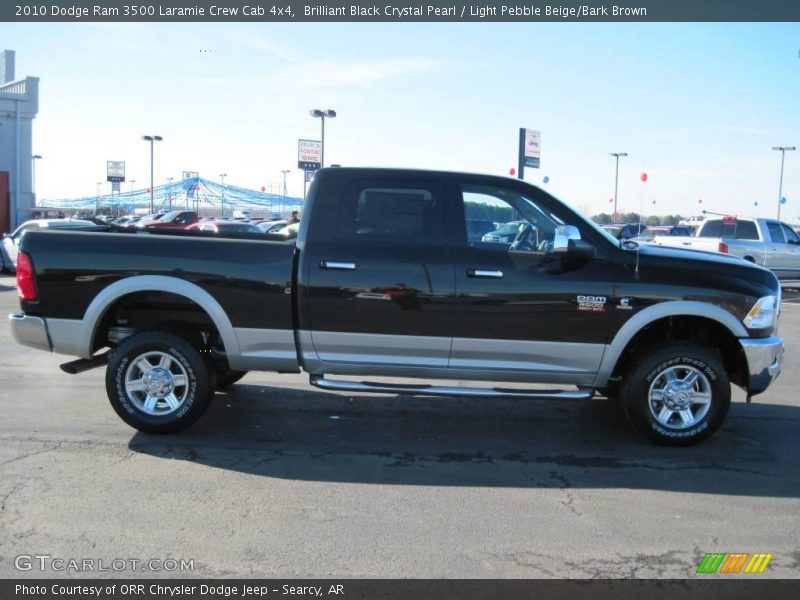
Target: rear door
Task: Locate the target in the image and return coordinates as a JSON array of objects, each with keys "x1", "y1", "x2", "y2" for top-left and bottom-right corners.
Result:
[
  {"x1": 764, "y1": 220, "x2": 792, "y2": 276},
  {"x1": 302, "y1": 176, "x2": 455, "y2": 367}
]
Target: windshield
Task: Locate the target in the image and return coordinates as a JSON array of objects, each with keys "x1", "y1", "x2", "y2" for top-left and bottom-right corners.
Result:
[
  {"x1": 157, "y1": 211, "x2": 180, "y2": 222},
  {"x1": 494, "y1": 222, "x2": 521, "y2": 234}
]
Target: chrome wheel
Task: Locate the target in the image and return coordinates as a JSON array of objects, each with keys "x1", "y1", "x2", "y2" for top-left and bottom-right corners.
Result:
[
  {"x1": 124, "y1": 351, "x2": 189, "y2": 416},
  {"x1": 648, "y1": 365, "x2": 712, "y2": 430}
]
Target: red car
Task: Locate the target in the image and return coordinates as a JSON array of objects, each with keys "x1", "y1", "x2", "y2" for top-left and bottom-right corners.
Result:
[
  {"x1": 144, "y1": 210, "x2": 198, "y2": 229},
  {"x1": 186, "y1": 221, "x2": 262, "y2": 234}
]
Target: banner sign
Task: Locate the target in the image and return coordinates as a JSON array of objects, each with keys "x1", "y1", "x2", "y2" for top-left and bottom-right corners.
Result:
[
  {"x1": 298, "y1": 139, "x2": 322, "y2": 170},
  {"x1": 106, "y1": 161, "x2": 125, "y2": 182}
]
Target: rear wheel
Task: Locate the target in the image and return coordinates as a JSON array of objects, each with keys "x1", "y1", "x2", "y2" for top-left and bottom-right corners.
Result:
[
  {"x1": 619, "y1": 343, "x2": 730, "y2": 445},
  {"x1": 105, "y1": 331, "x2": 214, "y2": 433}
]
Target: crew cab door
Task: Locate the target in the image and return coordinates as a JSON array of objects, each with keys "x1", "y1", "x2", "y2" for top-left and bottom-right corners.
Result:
[
  {"x1": 449, "y1": 179, "x2": 615, "y2": 384},
  {"x1": 301, "y1": 177, "x2": 455, "y2": 367},
  {"x1": 764, "y1": 221, "x2": 800, "y2": 278}
]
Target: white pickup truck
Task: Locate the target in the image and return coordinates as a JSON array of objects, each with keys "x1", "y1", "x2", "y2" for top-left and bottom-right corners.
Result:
[{"x1": 653, "y1": 217, "x2": 800, "y2": 281}]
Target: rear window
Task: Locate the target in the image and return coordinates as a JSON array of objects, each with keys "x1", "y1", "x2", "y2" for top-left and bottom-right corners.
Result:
[
  {"x1": 699, "y1": 219, "x2": 758, "y2": 240},
  {"x1": 336, "y1": 182, "x2": 440, "y2": 243}
]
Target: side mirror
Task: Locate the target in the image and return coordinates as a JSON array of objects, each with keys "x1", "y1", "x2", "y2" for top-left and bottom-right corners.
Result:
[
  {"x1": 567, "y1": 239, "x2": 596, "y2": 260},
  {"x1": 553, "y1": 225, "x2": 582, "y2": 253}
]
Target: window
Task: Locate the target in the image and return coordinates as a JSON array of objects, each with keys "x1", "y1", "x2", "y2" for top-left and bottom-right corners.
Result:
[
  {"x1": 781, "y1": 224, "x2": 800, "y2": 244},
  {"x1": 336, "y1": 182, "x2": 440, "y2": 243},
  {"x1": 460, "y1": 184, "x2": 564, "y2": 251},
  {"x1": 767, "y1": 221, "x2": 785, "y2": 244},
  {"x1": 699, "y1": 219, "x2": 758, "y2": 240}
]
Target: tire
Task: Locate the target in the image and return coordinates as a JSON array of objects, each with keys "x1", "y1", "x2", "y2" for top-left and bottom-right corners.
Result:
[
  {"x1": 214, "y1": 369, "x2": 247, "y2": 389},
  {"x1": 105, "y1": 331, "x2": 214, "y2": 434},
  {"x1": 618, "y1": 343, "x2": 730, "y2": 446}
]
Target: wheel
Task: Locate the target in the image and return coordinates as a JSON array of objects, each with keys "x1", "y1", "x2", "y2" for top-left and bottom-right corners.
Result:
[
  {"x1": 618, "y1": 343, "x2": 730, "y2": 445},
  {"x1": 214, "y1": 368, "x2": 247, "y2": 389},
  {"x1": 105, "y1": 331, "x2": 214, "y2": 434}
]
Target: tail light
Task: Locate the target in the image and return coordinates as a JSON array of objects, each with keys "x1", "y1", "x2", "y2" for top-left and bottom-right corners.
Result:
[
  {"x1": 718, "y1": 242, "x2": 729, "y2": 253},
  {"x1": 16, "y1": 251, "x2": 38, "y2": 301}
]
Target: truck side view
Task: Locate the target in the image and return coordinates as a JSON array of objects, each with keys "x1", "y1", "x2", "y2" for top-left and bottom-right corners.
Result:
[
  {"x1": 652, "y1": 216, "x2": 800, "y2": 282},
  {"x1": 9, "y1": 168, "x2": 785, "y2": 445}
]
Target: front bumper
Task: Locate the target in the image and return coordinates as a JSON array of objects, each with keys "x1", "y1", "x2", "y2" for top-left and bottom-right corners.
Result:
[
  {"x1": 739, "y1": 335, "x2": 783, "y2": 396},
  {"x1": 9, "y1": 313, "x2": 52, "y2": 352}
]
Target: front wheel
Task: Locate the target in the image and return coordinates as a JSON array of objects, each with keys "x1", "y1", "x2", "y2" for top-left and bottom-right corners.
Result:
[
  {"x1": 105, "y1": 331, "x2": 214, "y2": 433},
  {"x1": 619, "y1": 343, "x2": 731, "y2": 445},
  {"x1": 214, "y1": 368, "x2": 247, "y2": 389}
]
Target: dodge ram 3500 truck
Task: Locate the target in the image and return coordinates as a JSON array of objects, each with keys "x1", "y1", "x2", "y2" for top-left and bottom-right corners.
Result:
[{"x1": 9, "y1": 168, "x2": 785, "y2": 445}]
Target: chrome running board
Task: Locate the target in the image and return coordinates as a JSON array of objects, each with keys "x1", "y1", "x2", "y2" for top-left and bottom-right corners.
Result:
[{"x1": 309, "y1": 375, "x2": 594, "y2": 400}]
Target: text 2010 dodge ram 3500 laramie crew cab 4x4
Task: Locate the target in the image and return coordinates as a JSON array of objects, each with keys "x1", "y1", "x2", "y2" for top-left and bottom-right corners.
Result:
[{"x1": 9, "y1": 168, "x2": 785, "y2": 445}]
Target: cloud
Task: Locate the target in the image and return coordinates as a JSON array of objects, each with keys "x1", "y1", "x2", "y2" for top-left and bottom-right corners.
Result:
[{"x1": 224, "y1": 30, "x2": 299, "y2": 62}]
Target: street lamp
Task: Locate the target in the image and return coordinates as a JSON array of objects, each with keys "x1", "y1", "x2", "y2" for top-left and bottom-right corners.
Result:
[
  {"x1": 219, "y1": 173, "x2": 227, "y2": 217},
  {"x1": 142, "y1": 135, "x2": 163, "y2": 213},
  {"x1": 96, "y1": 181, "x2": 102, "y2": 215},
  {"x1": 609, "y1": 152, "x2": 628, "y2": 223},
  {"x1": 31, "y1": 155, "x2": 42, "y2": 196},
  {"x1": 772, "y1": 146, "x2": 795, "y2": 220},
  {"x1": 166, "y1": 177, "x2": 174, "y2": 209},
  {"x1": 309, "y1": 109, "x2": 336, "y2": 167}
]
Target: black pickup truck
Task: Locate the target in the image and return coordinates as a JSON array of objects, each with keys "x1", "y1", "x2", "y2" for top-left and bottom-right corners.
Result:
[{"x1": 9, "y1": 167, "x2": 785, "y2": 445}]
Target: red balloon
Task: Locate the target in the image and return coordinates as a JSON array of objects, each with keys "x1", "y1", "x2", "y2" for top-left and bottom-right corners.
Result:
[
  {"x1": 260, "y1": 186, "x2": 266, "y2": 192},
  {"x1": 609, "y1": 198, "x2": 613, "y2": 203},
  {"x1": 698, "y1": 199, "x2": 703, "y2": 204},
  {"x1": 640, "y1": 173, "x2": 648, "y2": 182},
  {"x1": 509, "y1": 167, "x2": 516, "y2": 176},
  {"x1": 195, "y1": 185, "x2": 200, "y2": 191},
  {"x1": 146, "y1": 188, "x2": 151, "y2": 193}
]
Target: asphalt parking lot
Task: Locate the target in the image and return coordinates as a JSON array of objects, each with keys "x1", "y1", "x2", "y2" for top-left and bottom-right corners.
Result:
[{"x1": 0, "y1": 273, "x2": 798, "y2": 579}]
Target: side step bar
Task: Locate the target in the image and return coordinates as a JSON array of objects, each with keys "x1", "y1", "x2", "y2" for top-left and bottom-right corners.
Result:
[
  {"x1": 309, "y1": 375, "x2": 594, "y2": 400},
  {"x1": 60, "y1": 351, "x2": 109, "y2": 375}
]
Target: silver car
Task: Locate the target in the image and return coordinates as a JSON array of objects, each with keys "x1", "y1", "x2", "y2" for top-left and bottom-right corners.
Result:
[{"x1": 1, "y1": 219, "x2": 99, "y2": 273}]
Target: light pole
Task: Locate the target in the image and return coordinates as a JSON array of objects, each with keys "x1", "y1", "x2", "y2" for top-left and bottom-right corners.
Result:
[
  {"x1": 32, "y1": 154, "x2": 42, "y2": 197},
  {"x1": 309, "y1": 108, "x2": 336, "y2": 167},
  {"x1": 772, "y1": 146, "x2": 795, "y2": 220},
  {"x1": 280, "y1": 169, "x2": 290, "y2": 217},
  {"x1": 166, "y1": 176, "x2": 174, "y2": 209},
  {"x1": 219, "y1": 173, "x2": 227, "y2": 217},
  {"x1": 96, "y1": 181, "x2": 102, "y2": 215},
  {"x1": 609, "y1": 152, "x2": 628, "y2": 223},
  {"x1": 142, "y1": 135, "x2": 163, "y2": 213}
]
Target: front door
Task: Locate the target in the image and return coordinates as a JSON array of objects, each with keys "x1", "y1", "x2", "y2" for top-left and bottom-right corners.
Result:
[
  {"x1": 450, "y1": 180, "x2": 615, "y2": 384},
  {"x1": 303, "y1": 177, "x2": 455, "y2": 368}
]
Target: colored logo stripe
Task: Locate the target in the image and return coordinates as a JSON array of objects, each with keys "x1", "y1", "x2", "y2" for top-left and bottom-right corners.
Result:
[
  {"x1": 744, "y1": 553, "x2": 773, "y2": 574},
  {"x1": 697, "y1": 552, "x2": 773, "y2": 574}
]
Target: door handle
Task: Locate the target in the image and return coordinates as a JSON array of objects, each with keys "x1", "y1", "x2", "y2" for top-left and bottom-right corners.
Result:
[
  {"x1": 320, "y1": 261, "x2": 356, "y2": 271},
  {"x1": 468, "y1": 269, "x2": 504, "y2": 279}
]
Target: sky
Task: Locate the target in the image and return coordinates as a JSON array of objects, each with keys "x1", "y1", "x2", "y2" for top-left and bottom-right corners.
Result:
[{"x1": 2, "y1": 21, "x2": 800, "y2": 219}]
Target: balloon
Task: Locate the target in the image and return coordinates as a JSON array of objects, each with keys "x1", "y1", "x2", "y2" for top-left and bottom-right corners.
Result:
[
  {"x1": 509, "y1": 167, "x2": 516, "y2": 176},
  {"x1": 260, "y1": 186, "x2": 266, "y2": 192},
  {"x1": 543, "y1": 176, "x2": 550, "y2": 184},
  {"x1": 781, "y1": 196, "x2": 787, "y2": 205},
  {"x1": 698, "y1": 199, "x2": 703, "y2": 204},
  {"x1": 609, "y1": 198, "x2": 613, "y2": 203},
  {"x1": 754, "y1": 201, "x2": 759, "y2": 206},
  {"x1": 146, "y1": 188, "x2": 151, "y2": 193},
  {"x1": 640, "y1": 172, "x2": 648, "y2": 182},
  {"x1": 195, "y1": 185, "x2": 200, "y2": 191},
  {"x1": 652, "y1": 199, "x2": 656, "y2": 205}
]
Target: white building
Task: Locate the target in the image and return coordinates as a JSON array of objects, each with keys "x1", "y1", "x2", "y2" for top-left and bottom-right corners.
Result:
[{"x1": 0, "y1": 50, "x2": 39, "y2": 231}]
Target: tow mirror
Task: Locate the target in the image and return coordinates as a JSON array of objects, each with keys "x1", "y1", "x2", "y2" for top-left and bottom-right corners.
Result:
[{"x1": 553, "y1": 225, "x2": 595, "y2": 259}]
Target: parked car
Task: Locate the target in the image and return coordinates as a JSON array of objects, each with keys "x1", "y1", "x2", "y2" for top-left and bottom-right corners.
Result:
[
  {"x1": 134, "y1": 213, "x2": 166, "y2": 228},
  {"x1": 257, "y1": 220, "x2": 288, "y2": 234},
  {"x1": 187, "y1": 221, "x2": 262, "y2": 234},
  {"x1": 465, "y1": 219, "x2": 495, "y2": 242},
  {"x1": 9, "y1": 167, "x2": 783, "y2": 445},
  {"x1": 606, "y1": 223, "x2": 647, "y2": 240},
  {"x1": 652, "y1": 217, "x2": 800, "y2": 281},
  {"x1": 481, "y1": 220, "x2": 527, "y2": 243},
  {"x1": 144, "y1": 210, "x2": 199, "y2": 229},
  {"x1": 265, "y1": 222, "x2": 300, "y2": 240},
  {"x1": 1, "y1": 218, "x2": 100, "y2": 272}
]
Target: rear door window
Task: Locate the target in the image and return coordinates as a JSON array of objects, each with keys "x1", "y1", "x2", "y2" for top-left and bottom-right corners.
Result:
[
  {"x1": 781, "y1": 224, "x2": 800, "y2": 244},
  {"x1": 335, "y1": 181, "x2": 441, "y2": 244},
  {"x1": 766, "y1": 221, "x2": 785, "y2": 243}
]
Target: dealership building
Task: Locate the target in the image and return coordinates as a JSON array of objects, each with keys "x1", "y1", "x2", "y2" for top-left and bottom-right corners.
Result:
[{"x1": 0, "y1": 50, "x2": 39, "y2": 232}]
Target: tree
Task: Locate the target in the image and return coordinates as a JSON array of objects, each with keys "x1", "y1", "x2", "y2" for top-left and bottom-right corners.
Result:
[
  {"x1": 592, "y1": 213, "x2": 614, "y2": 225},
  {"x1": 645, "y1": 215, "x2": 662, "y2": 226}
]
